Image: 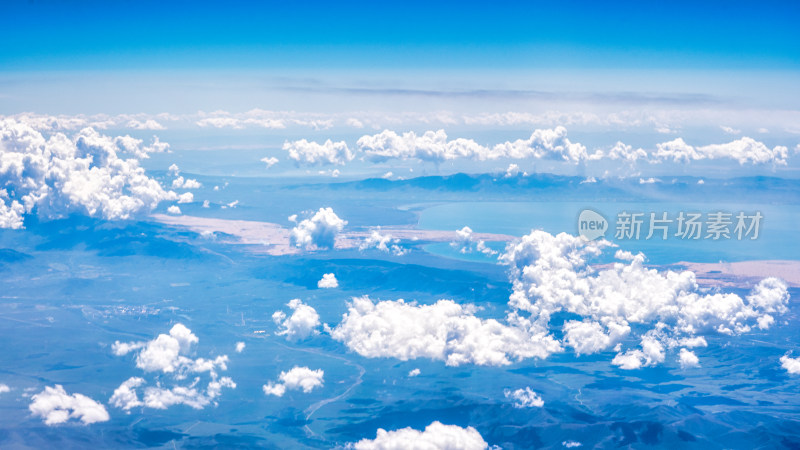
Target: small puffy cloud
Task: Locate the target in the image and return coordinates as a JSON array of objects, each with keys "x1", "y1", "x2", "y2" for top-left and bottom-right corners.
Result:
[
  {"x1": 318, "y1": 273, "x2": 339, "y2": 288},
  {"x1": 142, "y1": 377, "x2": 236, "y2": 410},
  {"x1": 408, "y1": 368, "x2": 421, "y2": 377},
  {"x1": 504, "y1": 387, "x2": 544, "y2": 408},
  {"x1": 273, "y1": 299, "x2": 321, "y2": 340},
  {"x1": 720, "y1": 125, "x2": 741, "y2": 135},
  {"x1": 283, "y1": 139, "x2": 354, "y2": 166},
  {"x1": 261, "y1": 156, "x2": 279, "y2": 168},
  {"x1": 346, "y1": 421, "x2": 488, "y2": 450},
  {"x1": 235, "y1": 342, "x2": 246, "y2": 353},
  {"x1": 168, "y1": 163, "x2": 180, "y2": 175},
  {"x1": 562, "y1": 441, "x2": 583, "y2": 448},
  {"x1": 678, "y1": 348, "x2": 700, "y2": 369},
  {"x1": 290, "y1": 207, "x2": 347, "y2": 250},
  {"x1": 177, "y1": 192, "x2": 194, "y2": 204},
  {"x1": 359, "y1": 229, "x2": 406, "y2": 255},
  {"x1": 167, "y1": 205, "x2": 182, "y2": 215},
  {"x1": 172, "y1": 176, "x2": 202, "y2": 189},
  {"x1": 29, "y1": 385, "x2": 109, "y2": 425},
  {"x1": 109, "y1": 377, "x2": 145, "y2": 411},
  {"x1": 0, "y1": 384, "x2": 10, "y2": 394},
  {"x1": 450, "y1": 226, "x2": 497, "y2": 256},
  {"x1": 127, "y1": 119, "x2": 165, "y2": 130},
  {"x1": 329, "y1": 296, "x2": 561, "y2": 367},
  {"x1": 346, "y1": 118, "x2": 365, "y2": 128},
  {"x1": 780, "y1": 355, "x2": 800, "y2": 374},
  {"x1": 262, "y1": 366, "x2": 324, "y2": 397}
]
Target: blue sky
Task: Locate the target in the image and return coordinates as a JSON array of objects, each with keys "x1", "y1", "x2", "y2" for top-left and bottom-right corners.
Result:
[{"x1": 2, "y1": 0, "x2": 798, "y2": 70}]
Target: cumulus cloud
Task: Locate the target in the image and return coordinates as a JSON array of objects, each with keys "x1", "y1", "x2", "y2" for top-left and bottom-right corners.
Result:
[
  {"x1": 262, "y1": 366, "x2": 324, "y2": 397},
  {"x1": 356, "y1": 126, "x2": 587, "y2": 164},
  {"x1": 167, "y1": 205, "x2": 182, "y2": 215},
  {"x1": 408, "y1": 368, "x2": 421, "y2": 377},
  {"x1": 109, "y1": 324, "x2": 235, "y2": 411},
  {"x1": 261, "y1": 156, "x2": 279, "y2": 168},
  {"x1": 289, "y1": 207, "x2": 347, "y2": 250},
  {"x1": 283, "y1": 139, "x2": 354, "y2": 166},
  {"x1": 346, "y1": 421, "x2": 488, "y2": 450},
  {"x1": 653, "y1": 137, "x2": 788, "y2": 165},
  {"x1": 504, "y1": 387, "x2": 544, "y2": 408},
  {"x1": 359, "y1": 228, "x2": 407, "y2": 255},
  {"x1": 29, "y1": 385, "x2": 109, "y2": 425},
  {"x1": 678, "y1": 348, "x2": 700, "y2": 368},
  {"x1": 0, "y1": 119, "x2": 178, "y2": 228},
  {"x1": 235, "y1": 342, "x2": 246, "y2": 353},
  {"x1": 501, "y1": 230, "x2": 790, "y2": 369},
  {"x1": 318, "y1": 273, "x2": 339, "y2": 288},
  {"x1": 177, "y1": 192, "x2": 194, "y2": 204},
  {"x1": 450, "y1": 226, "x2": 497, "y2": 256},
  {"x1": 127, "y1": 119, "x2": 165, "y2": 130},
  {"x1": 172, "y1": 176, "x2": 201, "y2": 189},
  {"x1": 329, "y1": 296, "x2": 560, "y2": 367},
  {"x1": 0, "y1": 384, "x2": 10, "y2": 394},
  {"x1": 780, "y1": 355, "x2": 800, "y2": 374},
  {"x1": 273, "y1": 299, "x2": 321, "y2": 340}
]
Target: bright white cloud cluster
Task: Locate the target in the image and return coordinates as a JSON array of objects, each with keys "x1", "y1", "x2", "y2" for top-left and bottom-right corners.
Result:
[
  {"x1": 0, "y1": 119, "x2": 179, "y2": 228},
  {"x1": 346, "y1": 421, "x2": 489, "y2": 450},
  {"x1": 273, "y1": 299, "x2": 321, "y2": 340},
  {"x1": 329, "y1": 296, "x2": 560, "y2": 367},
  {"x1": 283, "y1": 139, "x2": 354, "y2": 166},
  {"x1": 653, "y1": 137, "x2": 788, "y2": 165},
  {"x1": 29, "y1": 385, "x2": 109, "y2": 425},
  {"x1": 450, "y1": 226, "x2": 497, "y2": 256},
  {"x1": 359, "y1": 229, "x2": 407, "y2": 255},
  {"x1": 780, "y1": 355, "x2": 800, "y2": 374},
  {"x1": 501, "y1": 230, "x2": 790, "y2": 369},
  {"x1": 109, "y1": 324, "x2": 235, "y2": 411},
  {"x1": 356, "y1": 126, "x2": 587, "y2": 164},
  {"x1": 262, "y1": 366, "x2": 324, "y2": 397},
  {"x1": 289, "y1": 207, "x2": 347, "y2": 250},
  {"x1": 318, "y1": 273, "x2": 339, "y2": 288},
  {"x1": 504, "y1": 387, "x2": 544, "y2": 408}
]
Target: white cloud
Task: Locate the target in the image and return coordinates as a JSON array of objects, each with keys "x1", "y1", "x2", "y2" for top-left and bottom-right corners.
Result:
[
  {"x1": 262, "y1": 366, "x2": 324, "y2": 397},
  {"x1": 29, "y1": 385, "x2": 109, "y2": 425},
  {"x1": 172, "y1": 176, "x2": 202, "y2": 189},
  {"x1": 273, "y1": 299, "x2": 321, "y2": 340},
  {"x1": 408, "y1": 368, "x2": 421, "y2": 377},
  {"x1": 346, "y1": 421, "x2": 488, "y2": 450},
  {"x1": 653, "y1": 137, "x2": 788, "y2": 165},
  {"x1": 318, "y1": 273, "x2": 339, "y2": 288},
  {"x1": 196, "y1": 117, "x2": 243, "y2": 129},
  {"x1": 110, "y1": 325, "x2": 235, "y2": 411},
  {"x1": 329, "y1": 296, "x2": 560, "y2": 367},
  {"x1": 450, "y1": 226, "x2": 497, "y2": 256},
  {"x1": 678, "y1": 348, "x2": 700, "y2": 368},
  {"x1": 290, "y1": 207, "x2": 347, "y2": 250},
  {"x1": 168, "y1": 163, "x2": 180, "y2": 175},
  {"x1": 562, "y1": 441, "x2": 583, "y2": 448},
  {"x1": 501, "y1": 230, "x2": 790, "y2": 369},
  {"x1": 127, "y1": 119, "x2": 165, "y2": 130},
  {"x1": 780, "y1": 355, "x2": 800, "y2": 374},
  {"x1": 0, "y1": 119, "x2": 178, "y2": 228},
  {"x1": 504, "y1": 387, "x2": 544, "y2": 408},
  {"x1": 720, "y1": 125, "x2": 741, "y2": 135},
  {"x1": 359, "y1": 229, "x2": 406, "y2": 255},
  {"x1": 177, "y1": 192, "x2": 194, "y2": 204},
  {"x1": 0, "y1": 384, "x2": 9, "y2": 394},
  {"x1": 235, "y1": 342, "x2": 246, "y2": 353},
  {"x1": 167, "y1": 205, "x2": 182, "y2": 215},
  {"x1": 283, "y1": 139, "x2": 354, "y2": 166},
  {"x1": 109, "y1": 377, "x2": 145, "y2": 411},
  {"x1": 261, "y1": 156, "x2": 279, "y2": 168}
]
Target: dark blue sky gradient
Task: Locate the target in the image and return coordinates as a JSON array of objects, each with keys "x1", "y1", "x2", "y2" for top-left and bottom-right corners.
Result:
[{"x1": 1, "y1": 0, "x2": 798, "y2": 70}]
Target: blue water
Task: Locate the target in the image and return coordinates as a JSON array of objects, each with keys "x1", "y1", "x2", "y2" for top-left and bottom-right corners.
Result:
[{"x1": 417, "y1": 201, "x2": 800, "y2": 264}]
